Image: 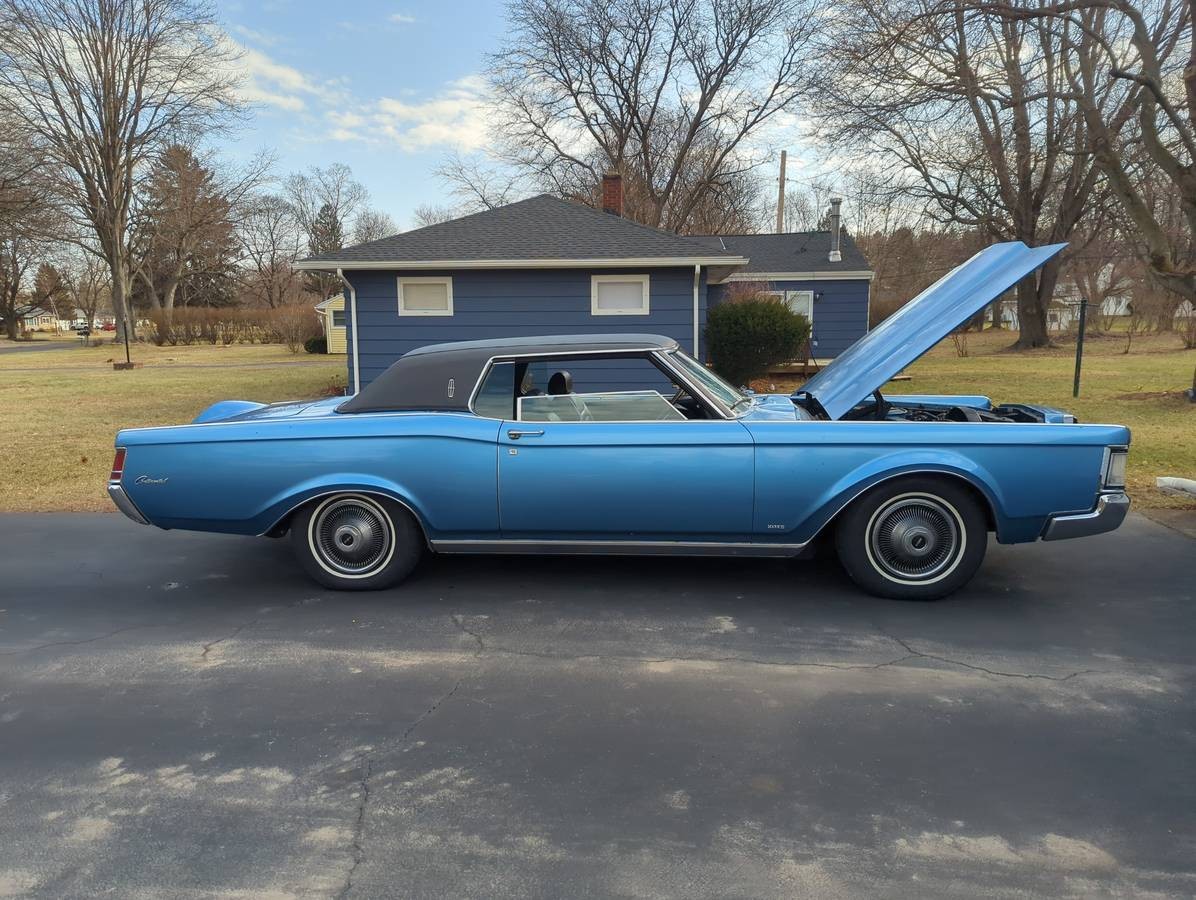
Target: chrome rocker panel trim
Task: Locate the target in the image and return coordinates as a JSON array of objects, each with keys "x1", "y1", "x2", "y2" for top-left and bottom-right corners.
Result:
[
  {"x1": 1042, "y1": 491, "x2": 1130, "y2": 541},
  {"x1": 108, "y1": 483, "x2": 150, "y2": 526},
  {"x1": 430, "y1": 539, "x2": 808, "y2": 558}
]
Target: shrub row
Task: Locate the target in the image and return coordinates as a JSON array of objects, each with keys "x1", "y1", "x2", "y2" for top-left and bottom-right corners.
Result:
[{"x1": 147, "y1": 306, "x2": 322, "y2": 353}]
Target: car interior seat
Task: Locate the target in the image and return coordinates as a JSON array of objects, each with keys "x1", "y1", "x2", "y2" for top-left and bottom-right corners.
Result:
[{"x1": 547, "y1": 371, "x2": 573, "y2": 395}]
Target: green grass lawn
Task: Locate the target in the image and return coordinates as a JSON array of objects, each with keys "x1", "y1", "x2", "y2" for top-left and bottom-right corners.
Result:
[
  {"x1": 1, "y1": 340, "x2": 344, "y2": 512},
  {"x1": 3, "y1": 331, "x2": 1192, "y2": 513}
]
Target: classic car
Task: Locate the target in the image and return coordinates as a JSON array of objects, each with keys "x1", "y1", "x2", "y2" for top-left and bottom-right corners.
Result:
[{"x1": 108, "y1": 241, "x2": 1130, "y2": 600}]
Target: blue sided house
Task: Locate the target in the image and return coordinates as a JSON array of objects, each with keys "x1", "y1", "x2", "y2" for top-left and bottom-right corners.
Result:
[{"x1": 296, "y1": 177, "x2": 872, "y2": 392}]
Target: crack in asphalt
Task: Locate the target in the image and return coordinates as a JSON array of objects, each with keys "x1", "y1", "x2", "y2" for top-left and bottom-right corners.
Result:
[
  {"x1": 450, "y1": 611, "x2": 1099, "y2": 682},
  {"x1": 330, "y1": 621, "x2": 479, "y2": 897},
  {"x1": 199, "y1": 621, "x2": 256, "y2": 661},
  {"x1": 334, "y1": 758, "x2": 372, "y2": 900},
  {"x1": 450, "y1": 613, "x2": 485, "y2": 656},
  {"x1": 872, "y1": 625, "x2": 1100, "y2": 682},
  {"x1": 0, "y1": 623, "x2": 171, "y2": 657}
]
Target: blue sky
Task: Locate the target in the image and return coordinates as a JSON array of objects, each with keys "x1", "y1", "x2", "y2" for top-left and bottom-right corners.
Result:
[{"x1": 215, "y1": 1, "x2": 508, "y2": 228}]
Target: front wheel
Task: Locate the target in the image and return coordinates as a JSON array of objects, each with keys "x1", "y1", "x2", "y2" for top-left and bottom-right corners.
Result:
[
  {"x1": 834, "y1": 478, "x2": 988, "y2": 601},
  {"x1": 290, "y1": 493, "x2": 423, "y2": 590}
]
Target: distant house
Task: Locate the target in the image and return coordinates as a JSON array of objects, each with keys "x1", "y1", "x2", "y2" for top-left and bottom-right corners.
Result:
[
  {"x1": 16, "y1": 305, "x2": 59, "y2": 331},
  {"x1": 296, "y1": 178, "x2": 873, "y2": 392},
  {"x1": 314, "y1": 294, "x2": 347, "y2": 354}
]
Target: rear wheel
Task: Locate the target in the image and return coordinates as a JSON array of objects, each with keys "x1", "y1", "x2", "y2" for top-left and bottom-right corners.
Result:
[
  {"x1": 290, "y1": 494, "x2": 423, "y2": 590},
  {"x1": 834, "y1": 477, "x2": 987, "y2": 600}
]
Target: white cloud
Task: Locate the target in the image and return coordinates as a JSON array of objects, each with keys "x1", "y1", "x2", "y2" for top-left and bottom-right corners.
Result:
[
  {"x1": 229, "y1": 41, "x2": 345, "y2": 113},
  {"x1": 353, "y1": 76, "x2": 495, "y2": 152},
  {"x1": 389, "y1": 12, "x2": 418, "y2": 24},
  {"x1": 223, "y1": 35, "x2": 495, "y2": 153}
]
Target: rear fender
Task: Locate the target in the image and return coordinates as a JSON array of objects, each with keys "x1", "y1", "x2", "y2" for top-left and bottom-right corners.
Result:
[
  {"x1": 797, "y1": 452, "x2": 1008, "y2": 544},
  {"x1": 255, "y1": 473, "x2": 431, "y2": 540}
]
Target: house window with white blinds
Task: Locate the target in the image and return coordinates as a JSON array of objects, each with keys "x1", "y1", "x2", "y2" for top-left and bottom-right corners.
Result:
[
  {"x1": 398, "y1": 277, "x2": 453, "y2": 316},
  {"x1": 591, "y1": 274, "x2": 650, "y2": 315}
]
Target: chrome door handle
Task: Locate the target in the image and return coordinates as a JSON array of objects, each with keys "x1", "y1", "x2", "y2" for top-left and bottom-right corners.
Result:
[{"x1": 507, "y1": 429, "x2": 544, "y2": 440}]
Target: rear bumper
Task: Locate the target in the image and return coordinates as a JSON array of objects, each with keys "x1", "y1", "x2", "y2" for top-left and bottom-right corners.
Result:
[
  {"x1": 108, "y1": 483, "x2": 149, "y2": 526},
  {"x1": 1042, "y1": 491, "x2": 1130, "y2": 541}
]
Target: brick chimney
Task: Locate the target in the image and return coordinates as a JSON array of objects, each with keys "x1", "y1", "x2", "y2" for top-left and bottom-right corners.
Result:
[
  {"x1": 602, "y1": 173, "x2": 623, "y2": 217},
  {"x1": 828, "y1": 197, "x2": 842, "y2": 262}
]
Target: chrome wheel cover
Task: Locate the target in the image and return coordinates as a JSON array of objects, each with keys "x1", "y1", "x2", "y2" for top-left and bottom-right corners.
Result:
[
  {"x1": 866, "y1": 494, "x2": 964, "y2": 584},
  {"x1": 309, "y1": 496, "x2": 394, "y2": 578}
]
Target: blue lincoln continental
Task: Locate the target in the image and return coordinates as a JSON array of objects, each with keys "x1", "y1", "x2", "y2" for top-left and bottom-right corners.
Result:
[{"x1": 108, "y1": 242, "x2": 1130, "y2": 600}]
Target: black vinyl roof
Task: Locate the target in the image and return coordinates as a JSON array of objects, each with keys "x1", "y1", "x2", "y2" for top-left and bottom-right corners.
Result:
[{"x1": 339, "y1": 333, "x2": 679, "y2": 414}]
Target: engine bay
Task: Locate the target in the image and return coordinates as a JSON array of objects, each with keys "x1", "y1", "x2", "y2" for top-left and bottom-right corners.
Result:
[{"x1": 793, "y1": 390, "x2": 1070, "y2": 424}]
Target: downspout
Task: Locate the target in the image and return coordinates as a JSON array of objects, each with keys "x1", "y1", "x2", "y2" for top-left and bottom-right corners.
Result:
[
  {"x1": 693, "y1": 264, "x2": 701, "y2": 358},
  {"x1": 336, "y1": 268, "x2": 361, "y2": 395}
]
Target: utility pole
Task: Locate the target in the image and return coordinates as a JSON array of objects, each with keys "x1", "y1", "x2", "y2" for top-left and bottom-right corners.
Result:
[
  {"x1": 776, "y1": 150, "x2": 787, "y2": 232},
  {"x1": 1072, "y1": 297, "x2": 1087, "y2": 398}
]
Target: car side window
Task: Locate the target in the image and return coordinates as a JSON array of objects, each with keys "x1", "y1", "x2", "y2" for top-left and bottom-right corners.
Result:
[{"x1": 473, "y1": 362, "x2": 516, "y2": 419}]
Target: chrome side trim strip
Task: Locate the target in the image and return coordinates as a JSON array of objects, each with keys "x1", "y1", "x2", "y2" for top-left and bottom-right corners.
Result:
[
  {"x1": 1042, "y1": 491, "x2": 1130, "y2": 541},
  {"x1": 429, "y1": 539, "x2": 807, "y2": 558},
  {"x1": 107, "y1": 483, "x2": 149, "y2": 526}
]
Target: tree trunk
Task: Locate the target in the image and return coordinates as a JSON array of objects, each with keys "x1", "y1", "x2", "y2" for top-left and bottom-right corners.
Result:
[
  {"x1": 1012, "y1": 274, "x2": 1050, "y2": 348},
  {"x1": 3, "y1": 315, "x2": 16, "y2": 340},
  {"x1": 110, "y1": 259, "x2": 133, "y2": 343},
  {"x1": 990, "y1": 299, "x2": 1003, "y2": 329}
]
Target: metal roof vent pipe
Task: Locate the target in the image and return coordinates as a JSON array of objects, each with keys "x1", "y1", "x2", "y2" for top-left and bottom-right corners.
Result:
[
  {"x1": 602, "y1": 173, "x2": 624, "y2": 217},
  {"x1": 828, "y1": 197, "x2": 843, "y2": 262}
]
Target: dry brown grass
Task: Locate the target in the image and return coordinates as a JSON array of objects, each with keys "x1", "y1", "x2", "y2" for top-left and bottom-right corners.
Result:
[{"x1": 2, "y1": 341, "x2": 343, "y2": 511}]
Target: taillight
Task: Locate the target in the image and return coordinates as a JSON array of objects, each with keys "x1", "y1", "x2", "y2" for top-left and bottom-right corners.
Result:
[{"x1": 110, "y1": 448, "x2": 126, "y2": 483}]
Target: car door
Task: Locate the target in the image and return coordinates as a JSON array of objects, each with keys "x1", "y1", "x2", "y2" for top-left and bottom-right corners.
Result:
[{"x1": 497, "y1": 414, "x2": 754, "y2": 541}]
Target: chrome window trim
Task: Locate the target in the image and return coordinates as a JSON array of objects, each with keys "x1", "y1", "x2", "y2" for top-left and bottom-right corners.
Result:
[{"x1": 466, "y1": 346, "x2": 732, "y2": 421}]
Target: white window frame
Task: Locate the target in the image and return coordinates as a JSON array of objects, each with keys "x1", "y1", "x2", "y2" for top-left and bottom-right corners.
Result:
[
  {"x1": 591, "y1": 274, "x2": 650, "y2": 316},
  {"x1": 784, "y1": 289, "x2": 815, "y2": 322},
  {"x1": 397, "y1": 276, "x2": 454, "y2": 317}
]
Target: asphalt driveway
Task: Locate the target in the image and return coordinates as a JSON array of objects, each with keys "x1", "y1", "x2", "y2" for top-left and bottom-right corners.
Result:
[{"x1": 0, "y1": 512, "x2": 1193, "y2": 898}]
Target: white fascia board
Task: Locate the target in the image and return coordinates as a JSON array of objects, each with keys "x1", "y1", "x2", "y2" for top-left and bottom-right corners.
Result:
[
  {"x1": 710, "y1": 270, "x2": 875, "y2": 284},
  {"x1": 295, "y1": 256, "x2": 749, "y2": 271}
]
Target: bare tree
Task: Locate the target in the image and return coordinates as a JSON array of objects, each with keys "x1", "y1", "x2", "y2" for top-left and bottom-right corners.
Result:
[
  {"x1": 60, "y1": 249, "x2": 110, "y2": 345},
  {"x1": 981, "y1": 0, "x2": 1193, "y2": 307},
  {"x1": 350, "y1": 208, "x2": 398, "y2": 244},
  {"x1": 286, "y1": 164, "x2": 370, "y2": 240},
  {"x1": 435, "y1": 152, "x2": 521, "y2": 212},
  {"x1": 411, "y1": 203, "x2": 465, "y2": 228},
  {"x1": 0, "y1": 0, "x2": 244, "y2": 342},
  {"x1": 285, "y1": 163, "x2": 370, "y2": 298},
  {"x1": 815, "y1": 0, "x2": 1127, "y2": 346},
  {"x1": 472, "y1": 0, "x2": 821, "y2": 234},
  {"x1": 236, "y1": 194, "x2": 306, "y2": 309},
  {"x1": 132, "y1": 145, "x2": 267, "y2": 335}
]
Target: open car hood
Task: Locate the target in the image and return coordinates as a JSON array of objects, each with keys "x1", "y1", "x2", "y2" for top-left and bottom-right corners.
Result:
[{"x1": 796, "y1": 241, "x2": 1067, "y2": 420}]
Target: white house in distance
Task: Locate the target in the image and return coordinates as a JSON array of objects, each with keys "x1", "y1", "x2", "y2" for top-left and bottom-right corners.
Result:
[{"x1": 314, "y1": 294, "x2": 347, "y2": 354}]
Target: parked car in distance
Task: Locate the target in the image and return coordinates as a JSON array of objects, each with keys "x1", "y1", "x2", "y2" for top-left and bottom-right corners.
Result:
[{"x1": 108, "y1": 242, "x2": 1130, "y2": 600}]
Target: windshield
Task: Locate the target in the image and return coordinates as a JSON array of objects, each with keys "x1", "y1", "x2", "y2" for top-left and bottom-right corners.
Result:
[{"x1": 666, "y1": 349, "x2": 750, "y2": 413}]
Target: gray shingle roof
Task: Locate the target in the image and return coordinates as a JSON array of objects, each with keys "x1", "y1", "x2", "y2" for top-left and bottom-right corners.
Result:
[
  {"x1": 710, "y1": 231, "x2": 870, "y2": 273},
  {"x1": 300, "y1": 194, "x2": 747, "y2": 267}
]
